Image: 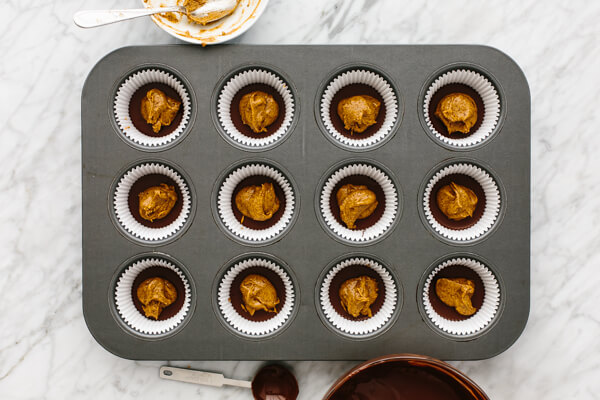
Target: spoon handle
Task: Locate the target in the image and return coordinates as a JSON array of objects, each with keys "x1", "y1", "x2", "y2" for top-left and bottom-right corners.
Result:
[
  {"x1": 73, "y1": 7, "x2": 182, "y2": 28},
  {"x1": 159, "y1": 366, "x2": 252, "y2": 389}
]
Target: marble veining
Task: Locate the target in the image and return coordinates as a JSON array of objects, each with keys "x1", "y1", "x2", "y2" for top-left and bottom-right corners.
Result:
[{"x1": 1, "y1": 0, "x2": 599, "y2": 399}]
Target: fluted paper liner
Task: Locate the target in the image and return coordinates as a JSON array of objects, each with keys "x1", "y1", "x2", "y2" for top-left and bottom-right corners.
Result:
[
  {"x1": 217, "y1": 69, "x2": 295, "y2": 148},
  {"x1": 423, "y1": 69, "x2": 500, "y2": 147},
  {"x1": 113, "y1": 163, "x2": 191, "y2": 242},
  {"x1": 217, "y1": 257, "x2": 295, "y2": 336},
  {"x1": 217, "y1": 163, "x2": 295, "y2": 242},
  {"x1": 422, "y1": 257, "x2": 500, "y2": 336},
  {"x1": 114, "y1": 68, "x2": 191, "y2": 148},
  {"x1": 320, "y1": 69, "x2": 398, "y2": 148},
  {"x1": 320, "y1": 163, "x2": 398, "y2": 243},
  {"x1": 319, "y1": 257, "x2": 397, "y2": 336},
  {"x1": 423, "y1": 163, "x2": 500, "y2": 241},
  {"x1": 115, "y1": 257, "x2": 191, "y2": 335}
]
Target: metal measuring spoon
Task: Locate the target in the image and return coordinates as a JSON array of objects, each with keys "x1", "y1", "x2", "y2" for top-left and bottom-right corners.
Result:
[
  {"x1": 73, "y1": 0, "x2": 238, "y2": 28},
  {"x1": 159, "y1": 364, "x2": 299, "y2": 400}
]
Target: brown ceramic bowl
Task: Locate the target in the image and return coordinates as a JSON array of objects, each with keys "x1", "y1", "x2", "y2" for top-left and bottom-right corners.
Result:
[{"x1": 322, "y1": 354, "x2": 489, "y2": 400}]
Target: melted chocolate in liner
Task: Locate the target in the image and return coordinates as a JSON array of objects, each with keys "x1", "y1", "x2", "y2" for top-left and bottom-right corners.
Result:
[
  {"x1": 328, "y1": 265, "x2": 386, "y2": 321},
  {"x1": 252, "y1": 365, "x2": 299, "y2": 400},
  {"x1": 128, "y1": 83, "x2": 184, "y2": 138},
  {"x1": 231, "y1": 175, "x2": 286, "y2": 230},
  {"x1": 329, "y1": 83, "x2": 386, "y2": 139},
  {"x1": 428, "y1": 83, "x2": 485, "y2": 139},
  {"x1": 127, "y1": 174, "x2": 183, "y2": 229},
  {"x1": 428, "y1": 265, "x2": 485, "y2": 322},
  {"x1": 131, "y1": 266, "x2": 186, "y2": 321},
  {"x1": 428, "y1": 174, "x2": 485, "y2": 230},
  {"x1": 330, "y1": 362, "x2": 474, "y2": 400},
  {"x1": 329, "y1": 175, "x2": 386, "y2": 231},
  {"x1": 230, "y1": 83, "x2": 286, "y2": 139},
  {"x1": 229, "y1": 266, "x2": 287, "y2": 322}
]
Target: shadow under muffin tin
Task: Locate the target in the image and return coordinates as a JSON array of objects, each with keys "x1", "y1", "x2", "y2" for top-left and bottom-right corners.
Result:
[{"x1": 82, "y1": 45, "x2": 529, "y2": 361}]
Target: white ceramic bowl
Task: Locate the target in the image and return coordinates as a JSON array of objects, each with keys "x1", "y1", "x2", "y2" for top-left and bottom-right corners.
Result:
[{"x1": 142, "y1": 0, "x2": 269, "y2": 45}]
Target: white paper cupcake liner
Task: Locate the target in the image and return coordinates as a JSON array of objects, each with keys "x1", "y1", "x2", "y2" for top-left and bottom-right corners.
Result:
[
  {"x1": 423, "y1": 69, "x2": 500, "y2": 147},
  {"x1": 114, "y1": 68, "x2": 192, "y2": 148},
  {"x1": 115, "y1": 257, "x2": 191, "y2": 335},
  {"x1": 319, "y1": 257, "x2": 397, "y2": 336},
  {"x1": 320, "y1": 69, "x2": 398, "y2": 148},
  {"x1": 320, "y1": 163, "x2": 398, "y2": 243},
  {"x1": 217, "y1": 163, "x2": 295, "y2": 242},
  {"x1": 217, "y1": 69, "x2": 295, "y2": 148},
  {"x1": 422, "y1": 257, "x2": 500, "y2": 336},
  {"x1": 423, "y1": 163, "x2": 500, "y2": 242},
  {"x1": 113, "y1": 163, "x2": 192, "y2": 242},
  {"x1": 217, "y1": 257, "x2": 295, "y2": 336}
]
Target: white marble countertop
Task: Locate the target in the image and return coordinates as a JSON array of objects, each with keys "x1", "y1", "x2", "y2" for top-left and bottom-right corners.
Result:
[{"x1": 1, "y1": 0, "x2": 599, "y2": 398}]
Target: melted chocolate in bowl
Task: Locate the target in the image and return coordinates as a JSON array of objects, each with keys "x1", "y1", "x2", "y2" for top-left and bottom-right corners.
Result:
[
  {"x1": 328, "y1": 264, "x2": 386, "y2": 321},
  {"x1": 329, "y1": 175, "x2": 386, "y2": 231},
  {"x1": 131, "y1": 266, "x2": 185, "y2": 321},
  {"x1": 428, "y1": 265, "x2": 485, "y2": 322},
  {"x1": 231, "y1": 175, "x2": 286, "y2": 231},
  {"x1": 329, "y1": 361, "x2": 479, "y2": 400},
  {"x1": 229, "y1": 266, "x2": 287, "y2": 322},
  {"x1": 128, "y1": 83, "x2": 184, "y2": 138},
  {"x1": 329, "y1": 83, "x2": 386, "y2": 139},
  {"x1": 428, "y1": 83, "x2": 485, "y2": 139},
  {"x1": 428, "y1": 173, "x2": 485, "y2": 230},
  {"x1": 252, "y1": 365, "x2": 299, "y2": 400},
  {"x1": 230, "y1": 83, "x2": 286, "y2": 139},
  {"x1": 127, "y1": 174, "x2": 183, "y2": 229}
]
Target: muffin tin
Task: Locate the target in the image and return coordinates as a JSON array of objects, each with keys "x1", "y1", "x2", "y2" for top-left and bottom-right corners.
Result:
[{"x1": 82, "y1": 45, "x2": 530, "y2": 360}]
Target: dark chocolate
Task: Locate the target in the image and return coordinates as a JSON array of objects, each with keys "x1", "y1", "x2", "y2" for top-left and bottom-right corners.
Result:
[
  {"x1": 252, "y1": 364, "x2": 299, "y2": 400},
  {"x1": 127, "y1": 173, "x2": 183, "y2": 228},
  {"x1": 128, "y1": 83, "x2": 184, "y2": 137},
  {"x1": 328, "y1": 264, "x2": 386, "y2": 321},
  {"x1": 229, "y1": 266, "x2": 287, "y2": 322},
  {"x1": 230, "y1": 83, "x2": 286, "y2": 139},
  {"x1": 231, "y1": 175, "x2": 286, "y2": 230},
  {"x1": 329, "y1": 175, "x2": 385, "y2": 231},
  {"x1": 329, "y1": 83, "x2": 386, "y2": 139},
  {"x1": 131, "y1": 266, "x2": 185, "y2": 321},
  {"x1": 428, "y1": 173, "x2": 485, "y2": 230},
  {"x1": 428, "y1": 264, "x2": 485, "y2": 322},
  {"x1": 428, "y1": 83, "x2": 484, "y2": 139}
]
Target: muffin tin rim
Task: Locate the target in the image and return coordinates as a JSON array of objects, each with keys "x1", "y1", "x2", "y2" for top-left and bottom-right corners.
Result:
[
  {"x1": 210, "y1": 157, "x2": 301, "y2": 247},
  {"x1": 417, "y1": 61, "x2": 507, "y2": 151},
  {"x1": 417, "y1": 157, "x2": 507, "y2": 246},
  {"x1": 314, "y1": 62, "x2": 404, "y2": 152},
  {"x1": 109, "y1": 63, "x2": 198, "y2": 153},
  {"x1": 416, "y1": 252, "x2": 506, "y2": 341},
  {"x1": 314, "y1": 252, "x2": 403, "y2": 341},
  {"x1": 210, "y1": 252, "x2": 301, "y2": 341},
  {"x1": 210, "y1": 63, "x2": 300, "y2": 152},
  {"x1": 107, "y1": 251, "x2": 197, "y2": 341},
  {"x1": 107, "y1": 158, "x2": 198, "y2": 246},
  {"x1": 313, "y1": 157, "x2": 403, "y2": 246}
]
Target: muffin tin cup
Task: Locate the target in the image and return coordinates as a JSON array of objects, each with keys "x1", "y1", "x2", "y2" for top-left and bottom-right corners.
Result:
[
  {"x1": 319, "y1": 67, "x2": 399, "y2": 150},
  {"x1": 215, "y1": 160, "x2": 298, "y2": 245},
  {"x1": 318, "y1": 256, "x2": 399, "y2": 338},
  {"x1": 216, "y1": 67, "x2": 296, "y2": 150},
  {"x1": 421, "y1": 256, "x2": 501, "y2": 337},
  {"x1": 114, "y1": 257, "x2": 192, "y2": 336},
  {"x1": 318, "y1": 161, "x2": 400, "y2": 245},
  {"x1": 113, "y1": 162, "x2": 192, "y2": 243},
  {"x1": 422, "y1": 68, "x2": 500, "y2": 148},
  {"x1": 422, "y1": 161, "x2": 501, "y2": 243},
  {"x1": 113, "y1": 68, "x2": 192, "y2": 149},
  {"x1": 216, "y1": 256, "x2": 297, "y2": 338}
]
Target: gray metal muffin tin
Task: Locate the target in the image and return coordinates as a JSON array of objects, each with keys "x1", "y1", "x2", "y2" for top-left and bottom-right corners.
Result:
[{"x1": 82, "y1": 45, "x2": 530, "y2": 360}]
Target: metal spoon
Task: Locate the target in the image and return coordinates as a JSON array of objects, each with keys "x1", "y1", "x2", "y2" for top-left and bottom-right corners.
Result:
[
  {"x1": 160, "y1": 364, "x2": 299, "y2": 400},
  {"x1": 73, "y1": 0, "x2": 238, "y2": 28}
]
